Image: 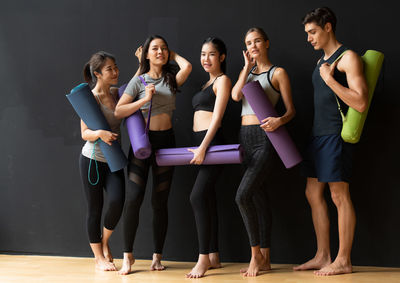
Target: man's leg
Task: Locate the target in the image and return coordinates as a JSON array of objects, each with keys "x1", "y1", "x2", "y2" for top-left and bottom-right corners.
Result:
[
  {"x1": 293, "y1": 177, "x2": 331, "y2": 271},
  {"x1": 314, "y1": 181, "x2": 354, "y2": 276}
]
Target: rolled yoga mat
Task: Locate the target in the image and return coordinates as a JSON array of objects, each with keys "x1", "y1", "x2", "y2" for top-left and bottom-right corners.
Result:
[
  {"x1": 155, "y1": 144, "x2": 243, "y2": 166},
  {"x1": 241, "y1": 80, "x2": 302, "y2": 168},
  {"x1": 66, "y1": 83, "x2": 128, "y2": 172},
  {"x1": 118, "y1": 82, "x2": 152, "y2": 159},
  {"x1": 341, "y1": 50, "x2": 384, "y2": 143}
]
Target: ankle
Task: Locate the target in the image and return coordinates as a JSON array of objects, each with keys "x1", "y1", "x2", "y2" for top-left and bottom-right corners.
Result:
[{"x1": 153, "y1": 253, "x2": 162, "y2": 261}]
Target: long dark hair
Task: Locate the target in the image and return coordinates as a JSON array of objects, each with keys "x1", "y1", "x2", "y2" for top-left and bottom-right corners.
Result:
[
  {"x1": 83, "y1": 51, "x2": 116, "y2": 88},
  {"x1": 139, "y1": 35, "x2": 178, "y2": 94},
  {"x1": 202, "y1": 37, "x2": 227, "y2": 73}
]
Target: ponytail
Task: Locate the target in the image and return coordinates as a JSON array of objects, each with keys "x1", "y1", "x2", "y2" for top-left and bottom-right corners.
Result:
[{"x1": 82, "y1": 51, "x2": 116, "y2": 88}]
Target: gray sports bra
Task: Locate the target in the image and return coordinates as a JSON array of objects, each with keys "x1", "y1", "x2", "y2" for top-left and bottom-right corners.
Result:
[{"x1": 241, "y1": 66, "x2": 280, "y2": 116}]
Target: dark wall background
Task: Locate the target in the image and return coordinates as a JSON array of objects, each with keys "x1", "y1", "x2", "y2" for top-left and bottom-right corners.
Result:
[{"x1": 1, "y1": 0, "x2": 399, "y2": 267}]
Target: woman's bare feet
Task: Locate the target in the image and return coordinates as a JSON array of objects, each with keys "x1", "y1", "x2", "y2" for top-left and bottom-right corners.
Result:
[
  {"x1": 314, "y1": 257, "x2": 352, "y2": 276},
  {"x1": 241, "y1": 253, "x2": 268, "y2": 277},
  {"x1": 150, "y1": 253, "x2": 165, "y2": 271},
  {"x1": 209, "y1": 252, "x2": 222, "y2": 269},
  {"x1": 293, "y1": 253, "x2": 331, "y2": 271},
  {"x1": 186, "y1": 254, "x2": 211, "y2": 278},
  {"x1": 240, "y1": 247, "x2": 271, "y2": 274},
  {"x1": 118, "y1": 253, "x2": 135, "y2": 275},
  {"x1": 95, "y1": 257, "x2": 117, "y2": 271}
]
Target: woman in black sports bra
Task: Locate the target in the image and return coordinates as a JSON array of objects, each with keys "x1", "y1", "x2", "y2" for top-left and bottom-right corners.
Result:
[{"x1": 185, "y1": 37, "x2": 232, "y2": 278}]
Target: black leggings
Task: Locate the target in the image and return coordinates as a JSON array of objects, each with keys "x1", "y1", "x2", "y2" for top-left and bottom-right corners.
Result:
[
  {"x1": 235, "y1": 125, "x2": 273, "y2": 248},
  {"x1": 123, "y1": 129, "x2": 175, "y2": 253},
  {"x1": 190, "y1": 129, "x2": 224, "y2": 254},
  {"x1": 79, "y1": 154, "x2": 125, "y2": 243}
]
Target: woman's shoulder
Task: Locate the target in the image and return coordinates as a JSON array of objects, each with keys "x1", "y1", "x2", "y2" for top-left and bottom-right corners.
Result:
[{"x1": 215, "y1": 74, "x2": 231, "y2": 85}]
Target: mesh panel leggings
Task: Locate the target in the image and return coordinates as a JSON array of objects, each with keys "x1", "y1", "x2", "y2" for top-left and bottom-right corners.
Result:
[
  {"x1": 235, "y1": 125, "x2": 273, "y2": 248},
  {"x1": 79, "y1": 154, "x2": 125, "y2": 243},
  {"x1": 190, "y1": 129, "x2": 224, "y2": 254},
  {"x1": 123, "y1": 129, "x2": 175, "y2": 253}
]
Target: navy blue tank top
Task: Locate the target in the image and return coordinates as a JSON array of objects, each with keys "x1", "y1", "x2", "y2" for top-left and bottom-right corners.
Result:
[
  {"x1": 312, "y1": 45, "x2": 349, "y2": 136},
  {"x1": 192, "y1": 80, "x2": 217, "y2": 112}
]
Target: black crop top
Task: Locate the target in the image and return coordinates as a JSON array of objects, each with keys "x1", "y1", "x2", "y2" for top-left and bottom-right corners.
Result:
[{"x1": 192, "y1": 82, "x2": 217, "y2": 112}]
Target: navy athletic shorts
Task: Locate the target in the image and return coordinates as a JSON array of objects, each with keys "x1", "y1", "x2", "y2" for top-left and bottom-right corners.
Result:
[{"x1": 301, "y1": 134, "x2": 355, "y2": 183}]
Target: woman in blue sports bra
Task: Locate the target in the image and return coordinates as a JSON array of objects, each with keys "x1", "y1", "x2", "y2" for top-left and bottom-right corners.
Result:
[
  {"x1": 231, "y1": 27, "x2": 296, "y2": 277},
  {"x1": 185, "y1": 37, "x2": 232, "y2": 278}
]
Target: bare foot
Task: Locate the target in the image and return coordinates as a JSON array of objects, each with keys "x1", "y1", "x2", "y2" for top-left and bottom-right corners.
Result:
[
  {"x1": 240, "y1": 261, "x2": 271, "y2": 273},
  {"x1": 95, "y1": 257, "x2": 117, "y2": 271},
  {"x1": 102, "y1": 240, "x2": 113, "y2": 262},
  {"x1": 186, "y1": 255, "x2": 211, "y2": 278},
  {"x1": 314, "y1": 259, "x2": 352, "y2": 276},
  {"x1": 118, "y1": 253, "x2": 135, "y2": 275},
  {"x1": 150, "y1": 253, "x2": 165, "y2": 271},
  {"x1": 242, "y1": 253, "x2": 268, "y2": 277},
  {"x1": 209, "y1": 252, "x2": 222, "y2": 269},
  {"x1": 293, "y1": 254, "x2": 331, "y2": 271}
]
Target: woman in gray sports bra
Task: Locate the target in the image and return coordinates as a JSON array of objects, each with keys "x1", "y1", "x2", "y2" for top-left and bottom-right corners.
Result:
[
  {"x1": 79, "y1": 51, "x2": 125, "y2": 271},
  {"x1": 115, "y1": 35, "x2": 192, "y2": 275},
  {"x1": 231, "y1": 27, "x2": 296, "y2": 277}
]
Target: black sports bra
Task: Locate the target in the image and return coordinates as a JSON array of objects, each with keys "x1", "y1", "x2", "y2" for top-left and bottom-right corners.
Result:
[{"x1": 192, "y1": 76, "x2": 221, "y2": 112}]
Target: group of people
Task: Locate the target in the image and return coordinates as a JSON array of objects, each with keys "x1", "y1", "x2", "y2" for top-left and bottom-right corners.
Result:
[{"x1": 76, "y1": 7, "x2": 368, "y2": 278}]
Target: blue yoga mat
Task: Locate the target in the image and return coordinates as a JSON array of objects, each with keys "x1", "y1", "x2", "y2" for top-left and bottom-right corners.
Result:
[{"x1": 66, "y1": 83, "x2": 128, "y2": 172}]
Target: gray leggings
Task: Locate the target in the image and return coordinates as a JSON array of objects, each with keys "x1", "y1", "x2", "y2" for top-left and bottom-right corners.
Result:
[{"x1": 235, "y1": 125, "x2": 273, "y2": 248}]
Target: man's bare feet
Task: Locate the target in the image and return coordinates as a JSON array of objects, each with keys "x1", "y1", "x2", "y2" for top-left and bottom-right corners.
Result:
[
  {"x1": 95, "y1": 257, "x2": 117, "y2": 271},
  {"x1": 150, "y1": 253, "x2": 165, "y2": 271},
  {"x1": 293, "y1": 254, "x2": 331, "y2": 271},
  {"x1": 101, "y1": 240, "x2": 113, "y2": 262},
  {"x1": 241, "y1": 253, "x2": 268, "y2": 277},
  {"x1": 118, "y1": 253, "x2": 135, "y2": 275},
  {"x1": 186, "y1": 254, "x2": 211, "y2": 278},
  {"x1": 314, "y1": 258, "x2": 352, "y2": 276},
  {"x1": 209, "y1": 252, "x2": 222, "y2": 269}
]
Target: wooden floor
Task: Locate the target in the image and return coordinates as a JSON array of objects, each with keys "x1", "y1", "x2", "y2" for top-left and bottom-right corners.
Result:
[{"x1": 1, "y1": 254, "x2": 399, "y2": 283}]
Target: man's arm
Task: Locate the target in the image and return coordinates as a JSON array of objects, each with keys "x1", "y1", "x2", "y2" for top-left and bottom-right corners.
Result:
[{"x1": 320, "y1": 50, "x2": 368, "y2": 112}]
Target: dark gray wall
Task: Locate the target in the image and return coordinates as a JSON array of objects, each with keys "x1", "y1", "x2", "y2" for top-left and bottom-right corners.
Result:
[{"x1": 1, "y1": 0, "x2": 399, "y2": 267}]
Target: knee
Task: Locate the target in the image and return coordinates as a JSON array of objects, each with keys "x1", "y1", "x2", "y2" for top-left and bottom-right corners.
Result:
[
  {"x1": 190, "y1": 189, "x2": 207, "y2": 209},
  {"x1": 235, "y1": 190, "x2": 250, "y2": 208},
  {"x1": 125, "y1": 190, "x2": 144, "y2": 208},
  {"x1": 330, "y1": 190, "x2": 349, "y2": 207},
  {"x1": 152, "y1": 191, "x2": 168, "y2": 211}
]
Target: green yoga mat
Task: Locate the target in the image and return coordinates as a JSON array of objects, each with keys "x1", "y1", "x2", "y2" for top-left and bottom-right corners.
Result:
[{"x1": 341, "y1": 50, "x2": 384, "y2": 143}]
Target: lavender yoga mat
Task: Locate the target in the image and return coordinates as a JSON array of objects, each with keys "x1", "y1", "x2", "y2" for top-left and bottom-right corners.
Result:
[
  {"x1": 241, "y1": 80, "x2": 302, "y2": 168},
  {"x1": 155, "y1": 144, "x2": 243, "y2": 166},
  {"x1": 66, "y1": 83, "x2": 128, "y2": 172},
  {"x1": 118, "y1": 83, "x2": 151, "y2": 159}
]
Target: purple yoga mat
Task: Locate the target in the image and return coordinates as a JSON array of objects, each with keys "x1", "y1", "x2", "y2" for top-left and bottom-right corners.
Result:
[
  {"x1": 119, "y1": 82, "x2": 151, "y2": 159},
  {"x1": 241, "y1": 80, "x2": 302, "y2": 168},
  {"x1": 155, "y1": 144, "x2": 243, "y2": 166}
]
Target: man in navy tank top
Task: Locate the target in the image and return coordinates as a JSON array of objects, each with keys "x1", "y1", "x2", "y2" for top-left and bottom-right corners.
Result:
[{"x1": 293, "y1": 7, "x2": 368, "y2": 276}]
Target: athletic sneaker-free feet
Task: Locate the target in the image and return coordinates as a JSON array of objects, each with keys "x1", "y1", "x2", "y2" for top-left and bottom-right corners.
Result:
[
  {"x1": 150, "y1": 253, "x2": 165, "y2": 271},
  {"x1": 118, "y1": 253, "x2": 135, "y2": 275},
  {"x1": 241, "y1": 253, "x2": 269, "y2": 277},
  {"x1": 186, "y1": 260, "x2": 211, "y2": 278},
  {"x1": 314, "y1": 259, "x2": 352, "y2": 276},
  {"x1": 95, "y1": 257, "x2": 117, "y2": 271},
  {"x1": 293, "y1": 254, "x2": 331, "y2": 271}
]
